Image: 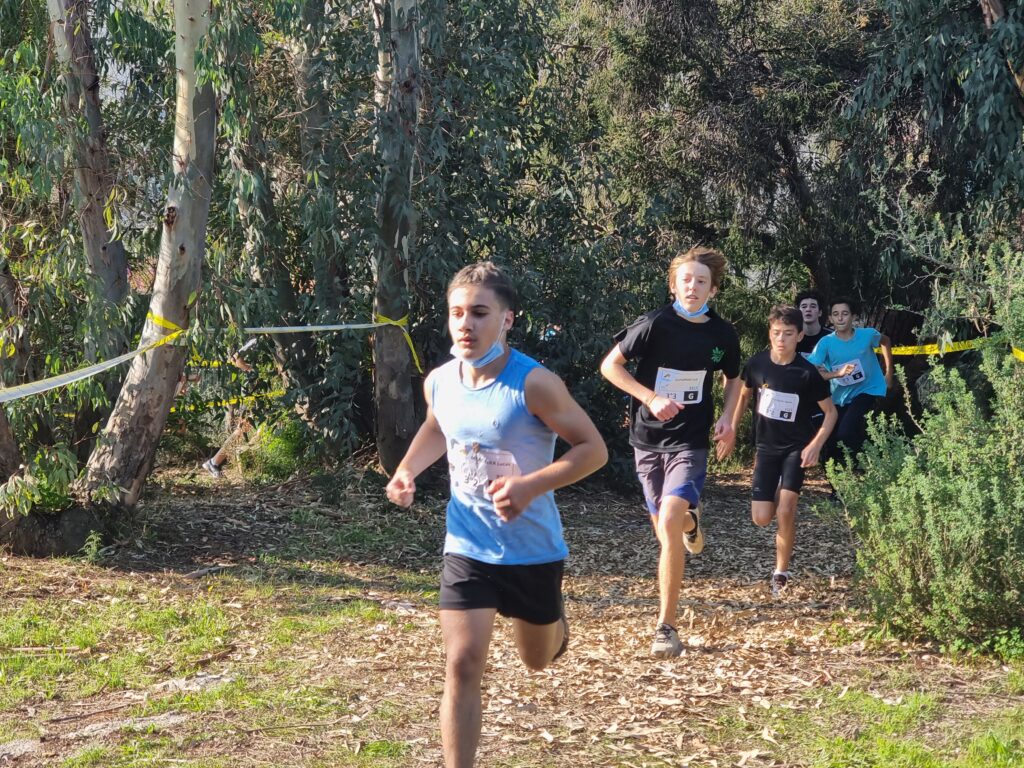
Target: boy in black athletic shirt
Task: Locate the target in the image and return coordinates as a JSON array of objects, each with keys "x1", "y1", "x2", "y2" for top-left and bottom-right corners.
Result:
[
  {"x1": 795, "y1": 290, "x2": 831, "y2": 358},
  {"x1": 601, "y1": 246, "x2": 741, "y2": 656},
  {"x1": 724, "y1": 306, "x2": 837, "y2": 595}
]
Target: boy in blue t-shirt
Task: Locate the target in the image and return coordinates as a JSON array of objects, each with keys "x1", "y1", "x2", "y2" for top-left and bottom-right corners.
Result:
[{"x1": 806, "y1": 297, "x2": 893, "y2": 466}]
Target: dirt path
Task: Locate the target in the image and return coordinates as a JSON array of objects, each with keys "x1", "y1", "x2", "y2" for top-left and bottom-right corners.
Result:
[{"x1": 0, "y1": 470, "x2": 1017, "y2": 767}]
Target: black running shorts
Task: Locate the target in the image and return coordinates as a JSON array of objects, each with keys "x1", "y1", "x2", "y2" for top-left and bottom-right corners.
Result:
[
  {"x1": 439, "y1": 553, "x2": 564, "y2": 625},
  {"x1": 752, "y1": 449, "x2": 806, "y2": 501}
]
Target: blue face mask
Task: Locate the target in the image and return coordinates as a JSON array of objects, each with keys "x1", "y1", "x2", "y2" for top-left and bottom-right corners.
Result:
[
  {"x1": 451, "y1": 340, "x2": 505, "y2": 368},
  {"x1": 673, "y1": 298, "x2": 709, "y2": 318}
]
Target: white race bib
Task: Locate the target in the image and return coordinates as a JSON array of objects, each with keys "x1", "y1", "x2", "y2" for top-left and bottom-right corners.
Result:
[
  {"x1": 834, "y1": 358, "x2": 865, "y2": 387},
  {"x1": 757, "y1": 387, "x2": 799, "y2": 422},
  {"x1": 449, "y1": 440, "x2": 521, "y2": 492},
  {"x1": 654, "y1": 367, "x2": 707, "y2": 404}
]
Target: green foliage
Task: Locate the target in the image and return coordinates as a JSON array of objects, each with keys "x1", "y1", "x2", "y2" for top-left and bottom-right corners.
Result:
[
  {"x1": 237, "y1": 417, "x2": 307, "y2": 481},
  {"x1": 0, "y1": 445, "x2": 78, "y2": 518},
  {"x1": 830, "y1": 342, "x2": 1024, "y2": 646}
]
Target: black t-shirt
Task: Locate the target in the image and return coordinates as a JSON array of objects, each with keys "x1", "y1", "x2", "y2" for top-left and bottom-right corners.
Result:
[
  {"x1": 740, "y1": 350, "x2": 831, "y2": 455},
  {"x1": 613, "y1": 305, "x2": 741, "y2": 451},
  {"x1": 797, "y1": 327, "x2": 831, "y2": 357}
]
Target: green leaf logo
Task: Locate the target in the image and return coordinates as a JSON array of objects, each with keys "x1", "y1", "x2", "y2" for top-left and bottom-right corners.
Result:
[{"x1": 711, "y1": 347, "x2": 724, "y2": 364}]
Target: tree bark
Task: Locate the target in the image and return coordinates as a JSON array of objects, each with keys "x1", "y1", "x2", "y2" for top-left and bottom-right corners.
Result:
[
  {"x1": 372, "y1": 0, "x2": 421, "y2": 473},
  {"x1": 776, "y1": 131, "x2": 831, "y2": 294},
  {"x1": 979, "y1": 0, "x2": 1024, "y2": 115},
  {"x1": 46, "y1": 0, "x2": 128, "y2": 311},
  {"x1": 82, "y1": 0, "x2": 215, "y2": 508}
]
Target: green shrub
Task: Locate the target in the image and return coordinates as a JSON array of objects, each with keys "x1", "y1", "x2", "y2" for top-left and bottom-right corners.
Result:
[
  {"x1": 238, "y1": 417, "x2": 307, "y2": 482},
  {"x1": 829, "y1": 350, "x2": 1024, "y2": 646}
]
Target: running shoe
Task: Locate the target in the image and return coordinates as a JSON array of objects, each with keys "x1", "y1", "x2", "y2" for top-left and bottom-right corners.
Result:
[
  {"x1": 683, "y1": 501, "x2": 704, "y2": 555},
  {"x1": 771, "y1": 570, "x2": 790, "y2": 596},
  {"x1": 203, "y1": 458, "x2": 223, "y2": 478},
  {"x1": 651, "y1": 623, "x2": 683, "y2": 658}
]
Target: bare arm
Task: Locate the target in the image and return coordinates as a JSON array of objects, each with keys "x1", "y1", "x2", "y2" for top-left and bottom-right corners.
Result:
[
  {"x1": 801, "y1": 398, "x2": 838, "y2": 468},
  {"x1": 385, "y1": 373, "x2": 448, "y2": 508},
  {"x1": 599, "y1": 344, "x2": 681, "y2": 421},
  {"x1": 487, "y1": 368, "x2": 608, "y2": 521},
  {"x1": 879, "y1": 334, "x2": 894, "y2": 388},
  {"x1": 713, "y1": 375, "x2": 742, "y2": 460},
  {"x1": 731, "y1": 384, "x2": 754, "y2": 434}
]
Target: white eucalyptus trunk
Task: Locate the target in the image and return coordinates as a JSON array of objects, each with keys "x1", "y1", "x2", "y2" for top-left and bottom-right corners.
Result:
[{"x1": 82, "y1": 0, "x2": 215, "y2": 507}]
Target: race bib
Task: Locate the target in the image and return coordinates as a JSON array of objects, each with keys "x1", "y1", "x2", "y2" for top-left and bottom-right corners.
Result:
[
  {"x1": 834, "y1": 358, "x2": 865, "y2": 387},
  {"x1": 449, "y1": 440, "x2": 521, "y2": 493},
  {"x1": 654, "y1": 367, "x2": 707, "y2": 404},
  {"x1": 757, "y1": 387, "x2": 799, "y2": 422}
]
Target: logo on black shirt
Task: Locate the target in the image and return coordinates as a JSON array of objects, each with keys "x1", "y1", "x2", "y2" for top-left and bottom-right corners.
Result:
[{"x1": 711, "y1": 347, "x2": 724, "y2": 364}]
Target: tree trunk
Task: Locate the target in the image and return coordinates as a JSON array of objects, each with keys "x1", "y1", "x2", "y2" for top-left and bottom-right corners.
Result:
[
  {"x1": 48, "y1": 0, "x2": 132, "y2": 458},
  {"x1": 81, "y1": 0, "x2": 215, "y2": 508},
  {"x1": 46, "y1": 0, "x2": 128, "y2": 309},
  {"x1": 0, "y1": 409, "x2": 20, "y2": 482},
  {"x1": 776, "y1": 131, "x2": 831, "y2": 295},
  {"x1": 372, "y1": 0, "x2": 421, "y2": 473},
  {"x1": 979, "y1": 0, "x2": 1024, "y2": 115}
]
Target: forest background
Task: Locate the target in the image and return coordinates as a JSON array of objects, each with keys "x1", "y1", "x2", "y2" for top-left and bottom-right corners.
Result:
[{"x1": 1, "y1": 0, "x2": 1024, "y2": 647}]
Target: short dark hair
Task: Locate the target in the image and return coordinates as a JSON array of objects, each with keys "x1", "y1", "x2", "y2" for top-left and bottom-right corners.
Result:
[
  {"x1": 795, "y1": 289, "x2": 824, "y2": 310},
  {"x1": 829, "y1": 295, "x2": 859, "y2": 316},
  {"x1": 768, "y1": 305, "x2": 803, "y2": 332},
  {"x1": 447, "y1": 261, "x2": 517, "y2": 310}
]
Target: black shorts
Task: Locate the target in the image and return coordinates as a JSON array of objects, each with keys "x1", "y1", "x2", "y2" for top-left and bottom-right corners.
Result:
[
  {"x1": 439, "y1": 554, "x2": 564, "y2": 625},
  {"x1": 752, "y1": 449, "x2": 805, "y2": 501}
]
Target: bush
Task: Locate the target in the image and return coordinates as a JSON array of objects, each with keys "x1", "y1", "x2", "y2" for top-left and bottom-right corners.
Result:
[
  {"x1": 237, "y1": 418, "x2": 308, "y2": 482},
  {"x1": 829, "y1": 350, "x2": 1024, "y2": 646}
]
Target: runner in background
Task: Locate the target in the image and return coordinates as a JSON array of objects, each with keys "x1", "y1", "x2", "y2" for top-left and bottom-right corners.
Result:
[
  {"x1": 795, "y1": 289, "x2": 831, "y2": 357},
  {"x1": 202, "y1": 337, "x2": 259, "y2": 478},
  {"x1": 806, "y1": 296, "x2": 893, "y2": 469},
  {"x1": 600, "y1": 246, "x2": 741, "y2": 658},
  {"x1": 725, "y1": 306, "x2": 836, "y2": 595}
]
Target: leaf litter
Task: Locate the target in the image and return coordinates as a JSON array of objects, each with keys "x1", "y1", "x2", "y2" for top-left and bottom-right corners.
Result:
[{"x1": 0, "y1": 468, "x2": 1018, "y2": 766}]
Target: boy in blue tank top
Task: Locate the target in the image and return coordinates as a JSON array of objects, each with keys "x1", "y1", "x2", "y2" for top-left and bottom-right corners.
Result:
[{"x1": 385, "y1": 262, "x2": 607, "y2": 768}]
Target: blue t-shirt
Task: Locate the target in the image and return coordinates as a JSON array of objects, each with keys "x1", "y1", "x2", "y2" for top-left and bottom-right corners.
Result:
[
  {"x1": 430, "y1": 349, "x2": 566, "y2": 566},
  {"x1": 806, "y1": 327, "x2": 886, "y2": 406}
]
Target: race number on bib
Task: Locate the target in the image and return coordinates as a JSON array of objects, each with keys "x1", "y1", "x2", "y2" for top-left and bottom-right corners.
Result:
[
  {"x1": 757, "y1": 387, "x2": 799, "y2": 422},
  {"x1": 449, "y1": 440, "x2": 521, "y2": 493},
  {"x1": 834, "y1": 358, "x2": 866, "y2": 387},
  {"x1": 654, "y1": 367, "x2": 707, "y2": 404}
]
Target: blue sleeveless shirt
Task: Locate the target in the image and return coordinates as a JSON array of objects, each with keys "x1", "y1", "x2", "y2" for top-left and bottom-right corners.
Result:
[{"x1": 430, "y1": 349, "x2": 567, "y2": 565}]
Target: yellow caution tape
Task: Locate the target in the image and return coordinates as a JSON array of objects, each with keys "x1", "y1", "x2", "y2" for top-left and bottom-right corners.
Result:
[
  {"x1": 880, "y1": 339, "x2": 987, "y2": 356},
  {"x1": 170, "y1": 389, "x2": 286, "y2": 414},
  {"x1": 1013, "y1": 347, "x2": 1024, "y2": 362},
  {"x1": 146, "y1": 312, "x2": 185, "y2": 333},
  {"x1": 373, "y1": 313, "x2": 424, "y2": 374},
  {"x1": 0, "y1": 328, "x2": 183, "y2": 404}
]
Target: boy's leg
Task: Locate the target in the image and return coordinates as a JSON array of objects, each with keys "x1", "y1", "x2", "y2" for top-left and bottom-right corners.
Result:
[
  {"x1": 774, "y1": 490, "x2": 800, "y2": 573},
  {"x1": 655, "y1": 494, "x2": 692, "y2": 629},
  {"x1": 511, "y1": 617, "x2": 567, "y2": 671},
  {"x1": 837, "y1": 394, "x2": 877, "y2": 459},
  {"x1": 751, "y1": 451, "x2": 781, "y2": 528},
  {"x1": 440, "y1": 608, "x2": 496, "y2": 768}
]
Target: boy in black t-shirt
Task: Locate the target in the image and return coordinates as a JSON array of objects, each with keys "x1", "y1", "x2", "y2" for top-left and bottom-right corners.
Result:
[
  {"x1": 725, "y1": 306, "x2": 836, "y2": 596},
  {"x1": 601, "y1": 247, "x2": 741, "y2": 657},
  {"x1": 794, "y1": 289, "x2": 831, "y2": 357}
]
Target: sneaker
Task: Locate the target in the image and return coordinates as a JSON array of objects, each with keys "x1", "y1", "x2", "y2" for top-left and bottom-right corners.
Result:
[
  {"x1": 203, "y1": 458, "x2": 223, "y2": 478},
  {"x1": 651, "y1": 623, "x2": 683, "y2": 658},
  {"x1": 552, "y1": 612, "x2": 570, "y2": 662},
  {"x1": 771, "y1": 571, "x2": 790, "y2": 596},
  {"x1": 683, "y1": 502, "x2": 704, "y2": 555}
]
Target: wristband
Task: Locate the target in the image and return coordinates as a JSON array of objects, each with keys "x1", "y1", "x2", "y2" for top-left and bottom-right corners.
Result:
[{"x1": 645, "y1": 392, "x2": 658, "y2": 407}]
